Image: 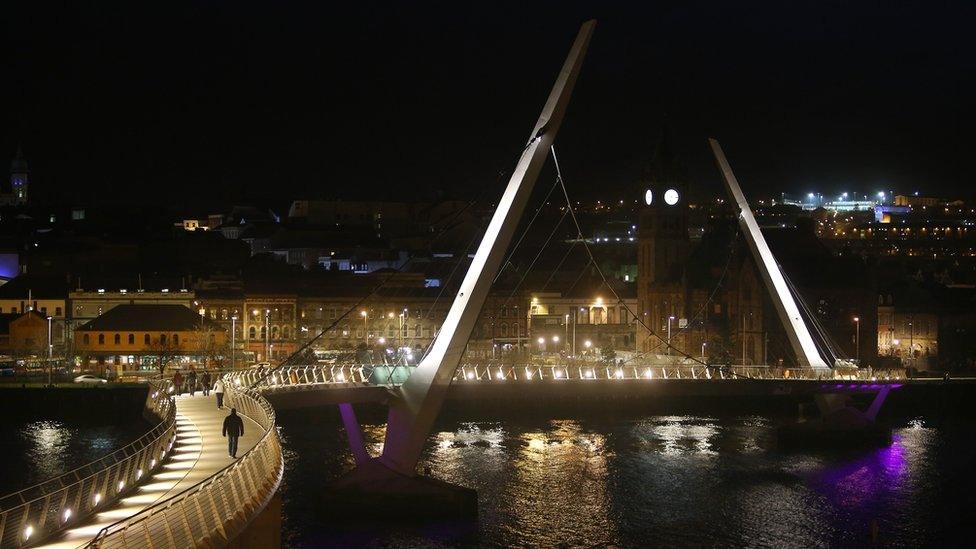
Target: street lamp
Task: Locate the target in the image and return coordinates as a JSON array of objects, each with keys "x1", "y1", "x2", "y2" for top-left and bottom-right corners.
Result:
[
  {"x1": 667, "y1": 316, "x2": 675, "y2": 357},
  {"x1": 360, "y1": 310, "x2": 368, "y2": 345},
  {"x1": 853, "y1": 316, "x2": 860, "y2": 364},
  {"x1": 46, "y1": 316, "x2": 53, "y2": 386},
  {"x1": 264, "y1": 309, "x2": 270, "y2": 362},
  {"x1": 564, "y1": 313, "x2": 569, "y2": 353},
  {"x1": 398, "y1": 310, "x2": 404, "y2": 344},
  {"x1": 230, "y1": 316, "x2": 238, "y2": 370},
  {"x1": 701, "y1": 341, "x2": 706, "y2": 362}
]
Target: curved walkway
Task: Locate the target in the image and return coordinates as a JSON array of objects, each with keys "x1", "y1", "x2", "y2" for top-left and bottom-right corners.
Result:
[{"x1": 37, "y1": 393, "x2": 263, "y2": 549}]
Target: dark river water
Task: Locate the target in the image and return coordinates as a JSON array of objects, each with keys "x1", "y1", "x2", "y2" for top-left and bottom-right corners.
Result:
[
  {"x1": 0, "y1": 418, "x2": 148, "y2": 493},
  {"x1": 276, "y1": 408, "x2": 976, "y2": 548},
  {"x1": 3, "y1": 407, "x2": 973, "y2": 547}
]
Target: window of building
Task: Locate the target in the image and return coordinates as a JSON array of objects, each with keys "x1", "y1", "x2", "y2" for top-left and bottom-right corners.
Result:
[
  {"x1": 114, "y1": 333, "x2": 121, "y2": 345},
  {"x1": 55, "y1": 307, "x2": 62, "y2": 316},
  {"x1": 249, "y1": 326, "x2": 256, "y2": 339},
  {"x1": 98, "y1": 334, "x2": 105, "y2": 345},
  {"x1": 160, "y1": 334, "x2": 167, "y2": 344},
  {"x1": 173, "y1": 334, "x2": 179, "y2": 345},
  {"x1": 40, "y1": 307, "x2": 47, "y2": 315},
  {"x1": 144, "y1": 334, "x2": 150, "y2": 345},
  {"x1": 500, "y1": 322, "x2": 508, "y2": 337},
  {"x1": 83, "y1": 334, "x2": 90, "y2": 345},
  {"x1": 128, "y1": 334, "x2": 134, "y2": 344},
  {"x1": 282, "y1": 326, "x2": 290, "y2": 339},
  {"x1": 260, "y1": 326, "x2": 267, "y2": 339},
  {"x1": 271, "y1": 326, "x2": 279, "y2": 339}
]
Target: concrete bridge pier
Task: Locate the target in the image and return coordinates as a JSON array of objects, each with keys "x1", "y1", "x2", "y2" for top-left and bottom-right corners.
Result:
[
  {"x1": 326, "y1": 458, "x2": 477, "y2": 520},
  {"x1": 780, "y1": 386, "x2": 894, "y2": 448}
]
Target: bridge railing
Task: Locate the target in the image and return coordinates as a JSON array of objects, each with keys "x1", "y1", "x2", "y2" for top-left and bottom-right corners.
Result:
[
  {"x1": 86, "y1": 373, "x2": 283, "y2": 548},
  {"x1": 242, "y1": 364, "x2": 415, "y2": 389},
  {"x1": 238, "y1": 362, "x2": 899, "y2": 392},
  {"x1": 0, "y1": 378, "x2": 177, "y2": 548},
  {"x1": 452, "y1": 363, "x2": 897, "y2": 382}
]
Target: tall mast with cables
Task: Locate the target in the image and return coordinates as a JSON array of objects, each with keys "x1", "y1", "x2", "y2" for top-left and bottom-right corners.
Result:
[
  {"x1": 709, "y1": 139, "x2": 830, "y2": 370},
  {"x1": 378, "y1": 20, "x2": 597, "y2": 475}
]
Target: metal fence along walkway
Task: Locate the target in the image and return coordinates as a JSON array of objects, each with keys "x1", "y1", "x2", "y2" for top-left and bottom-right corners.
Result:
[
  {"x1": 0, "y1": 379, "x2": 175, "y2": 549},
  {"x1": 0, "y1": 375, "x2": 282, "y2": 549},
  {"x1": 83, "y1": 384, "x2": 281, "y2": 548}
]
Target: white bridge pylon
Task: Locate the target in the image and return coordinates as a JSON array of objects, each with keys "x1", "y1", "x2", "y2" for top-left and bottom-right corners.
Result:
[
  {"x1": 709, "y1": 139, "x2": 830, "y2": 371},
  {"x1": 375, "y1": 21, "x2": 597, "y2": 475}
]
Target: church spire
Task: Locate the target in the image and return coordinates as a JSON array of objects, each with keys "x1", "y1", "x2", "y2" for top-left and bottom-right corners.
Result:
[{"x1": 6, "y1": 146, "x2": 29, "y2": 205}]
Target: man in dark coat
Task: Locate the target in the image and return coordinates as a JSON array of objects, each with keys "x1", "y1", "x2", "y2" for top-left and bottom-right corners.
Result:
[{"x1": 222, "y1": 407, "x2": 245, "y2": 458}]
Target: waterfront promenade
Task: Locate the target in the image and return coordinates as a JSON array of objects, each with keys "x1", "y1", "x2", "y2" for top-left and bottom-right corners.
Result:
[{"x1": 36, "y1": 393, "x2": 263, "y2": 548}]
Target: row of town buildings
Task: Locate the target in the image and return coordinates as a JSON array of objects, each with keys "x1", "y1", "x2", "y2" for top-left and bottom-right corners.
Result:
[
  {"x1": 3, "y1": 141, "x2": 973, "y2": 374},
  {"x1": 0, "y1": 271, "x2": 642, "y2": 373}
]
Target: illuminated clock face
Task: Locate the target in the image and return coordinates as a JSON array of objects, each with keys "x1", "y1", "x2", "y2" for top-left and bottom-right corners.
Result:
[
  {"x1": 644, "y1": 189, "x2": 653, "y2": 205},
  {"x1": 664, "y1": 189, "x2": 680, "y2": 205}
]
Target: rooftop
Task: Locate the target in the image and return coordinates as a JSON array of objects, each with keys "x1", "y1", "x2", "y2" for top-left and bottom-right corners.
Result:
[{"x1": 76, "y1": 304, "x2": 224, "y2": 332}]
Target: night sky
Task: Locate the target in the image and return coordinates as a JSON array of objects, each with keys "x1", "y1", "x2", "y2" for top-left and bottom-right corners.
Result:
[{"x1": 4, "y1": 1, "x2": 974, "y2": 208}]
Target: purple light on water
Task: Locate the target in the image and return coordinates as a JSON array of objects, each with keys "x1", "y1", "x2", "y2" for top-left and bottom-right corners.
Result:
[{"x1": 812, "y1": 435, "x2": 909, "y2": 510}]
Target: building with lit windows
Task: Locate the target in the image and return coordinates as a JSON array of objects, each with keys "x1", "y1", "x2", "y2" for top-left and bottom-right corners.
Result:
[
  {"x1": 74, "y1": 304, "x2": 226, "y2": 375},
  {"x1": 0, "y1": 311, "x2": 50, "y2": 356}
]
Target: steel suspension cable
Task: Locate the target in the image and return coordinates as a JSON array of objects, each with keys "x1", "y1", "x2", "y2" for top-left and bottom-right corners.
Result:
[{"x1": 550, "y1": 144, "x2": 708, "y2": 367}]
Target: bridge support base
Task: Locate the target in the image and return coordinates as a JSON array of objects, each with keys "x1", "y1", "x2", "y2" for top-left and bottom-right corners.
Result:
[
  {"x1": 777, "y1": 390, "x2": 892, "y2": 449},
  {"x1": 327, "y1": 458, "x2": 477, "y2": 520}
]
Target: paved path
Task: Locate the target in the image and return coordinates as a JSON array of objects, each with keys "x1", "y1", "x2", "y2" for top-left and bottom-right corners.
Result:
[{"x1": 38, "y1": 393, "x2": 263, "y2": 548}]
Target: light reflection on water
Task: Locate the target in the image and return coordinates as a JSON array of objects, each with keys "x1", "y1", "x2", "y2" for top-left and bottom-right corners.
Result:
[
  {"x1": 277, "y1": 412, "x2": 976, "y2": 547},
  {"x1": 0, "y1": 419, "x2": 147, "y2": 493}
]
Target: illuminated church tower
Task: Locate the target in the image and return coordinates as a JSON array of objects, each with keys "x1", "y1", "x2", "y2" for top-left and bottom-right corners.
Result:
[
  {"x1": 636, "y1": 131, "x2": 690, "y2": 351},
  {"x1": 7, "y1": 147, "x2": 29, "y2": 205}
]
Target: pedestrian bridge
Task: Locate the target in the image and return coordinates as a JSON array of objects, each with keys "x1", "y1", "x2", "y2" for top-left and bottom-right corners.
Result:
[
  {"x1": 0, "y1": 362, "x2": 909, "y2": 547},
  {"x1": 0, "y1": 374, "x2": 282, "y2": 548}
]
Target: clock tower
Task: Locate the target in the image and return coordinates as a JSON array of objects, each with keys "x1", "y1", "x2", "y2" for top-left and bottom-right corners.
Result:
[
  {"x1": 636, "y1": 131, "x2": 690, "y2": 352},
  {"x1": 636, "y1": 132, "x2": 689, "y2": 285}
]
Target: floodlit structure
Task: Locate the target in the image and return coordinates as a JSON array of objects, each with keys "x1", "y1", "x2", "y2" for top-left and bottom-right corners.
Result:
[
  {"x1": 341, "y1": 20, "x2": 597, "y2": 478},
  {"x1": 709, "y1": 139, "x2": 831, "y2": 371}
]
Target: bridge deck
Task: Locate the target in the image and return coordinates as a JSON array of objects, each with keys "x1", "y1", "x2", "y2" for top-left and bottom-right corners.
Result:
[{"x1": 37, "y1": 393, "x2": 263, "y2": 549}]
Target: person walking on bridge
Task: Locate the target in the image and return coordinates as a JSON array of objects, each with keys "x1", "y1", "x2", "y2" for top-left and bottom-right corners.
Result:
[
  {"x1": 222, "y1": 407, "x2": 244, "y2": 458},
  {"x1": 213, "y1": 377, "x2": 226, "y2": 408},
  {"x1": 172, "y1": 370, "x2": 184, "y2": 396},
  {"x1": 187, "y1": 369, "x2": 198, "y2": 396},
  {"x1": 201, "y1": 371, "x2": 212, "y2": 396}
]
